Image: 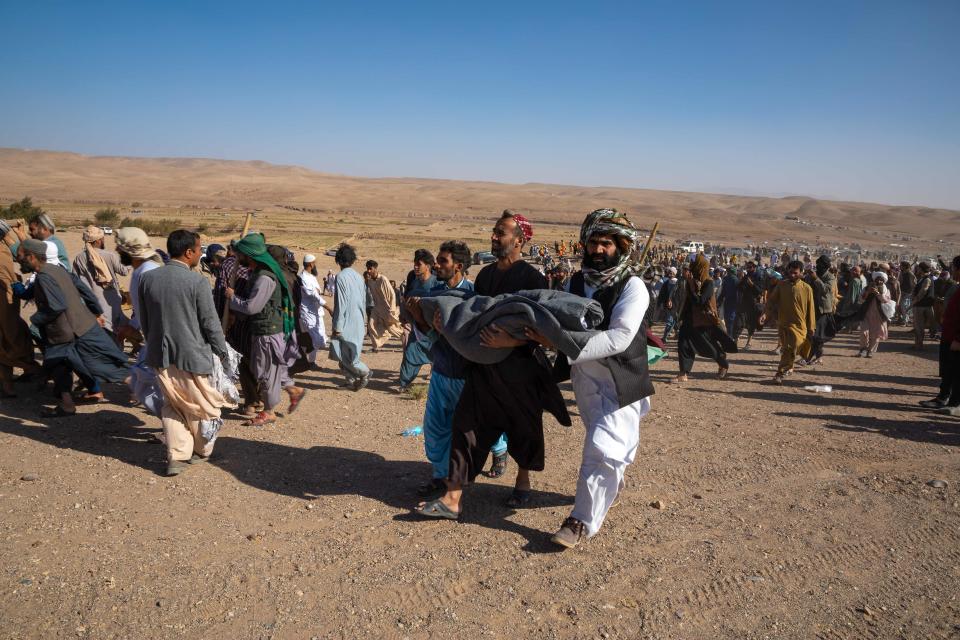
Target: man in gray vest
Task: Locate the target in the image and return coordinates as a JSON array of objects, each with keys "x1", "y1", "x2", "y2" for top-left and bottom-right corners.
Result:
[
  {"x1": 16, "y1": 238, "x2": 128, "y2": 417},
  {"x1": 225, "y1": 233, "x2": 306, "y2": 427},
  {"x1": 526, "y1": 208, "x2": 655, "y2": 549},
  {"x1": 139, "y1": 230, "x2": 229, "y2": 476}
]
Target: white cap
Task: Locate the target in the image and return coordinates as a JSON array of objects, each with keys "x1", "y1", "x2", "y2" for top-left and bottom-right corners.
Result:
[
  {"x1": 44, "y1": 240, "x2": 59, "y2": 265},
  {"x1": 303, "y1": 254, "x2": 316, "y2": 264}
]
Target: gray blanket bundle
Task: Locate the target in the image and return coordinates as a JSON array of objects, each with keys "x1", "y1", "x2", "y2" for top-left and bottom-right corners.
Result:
[{"x1": 417, "y1": 288, "x2": 604, "y2": 364}]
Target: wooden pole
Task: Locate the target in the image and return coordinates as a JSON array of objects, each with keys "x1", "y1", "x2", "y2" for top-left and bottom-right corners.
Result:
[
  {"x1": 637, "y1": 221, "x2": 660, "y2": 265},
  {"x1": 221, "y1": 212, "x2": 254, "y2": 331}
]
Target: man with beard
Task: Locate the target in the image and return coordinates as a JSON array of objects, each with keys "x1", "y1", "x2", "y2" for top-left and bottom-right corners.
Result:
[
  {"x1": 17, "y1": 238, "x2": 129, "y2": 416},
  {"x1": 760, "y1": 260, "x2": 816, "y2": 384},
  {"x1": 524, "y1": 208, "x2": 654, "y2": 548},
  {"x1": 9, "y1": 213, "x2": 70, "y2": 271},
  {"x1": 406, "y1": 240, "x2": 509, "y2": 498},
  {"x1": 72, "y1": 225, "x2": 130, "y2": 337},
  {"x1": 365, "y1": 260, "x2": 404, "y2": 351},
  {"x1": 298, "y1": 254, "x2": 328, "y2": 365},
  {"x1": 802, "y1": 255, "x2": 838, "y2": 365},
  {"x1": 225, "y1": 234, "x2": 306, "y2": 425},
  {"x1": 329, "y1": 243, "x2": 370, "y2": 391},
  {"x1": 415, "y1": 210, "x2": 570, "y2": 519},
  {"x1": 734, "y1": 261, "x2": 765, "y2": 349}
]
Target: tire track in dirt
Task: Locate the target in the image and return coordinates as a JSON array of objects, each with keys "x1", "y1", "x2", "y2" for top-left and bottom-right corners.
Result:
[
  {"x1": 814, "y1": 544, "x2": 960, "y2": 640},
  {"x1": 376, "y1": 577, "x2": 471, "y2": 613},
  {"x1": 644, "y1": 448, "x2": 956, "y2": 496},
  {"x1": 621, "y1": 521, "x2": 960, "y2": 635}
]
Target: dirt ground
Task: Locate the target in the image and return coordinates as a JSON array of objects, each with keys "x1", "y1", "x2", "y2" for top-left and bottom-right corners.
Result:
[{"x1": 1, "y1": 233, "x2": 958, "y2": 638}]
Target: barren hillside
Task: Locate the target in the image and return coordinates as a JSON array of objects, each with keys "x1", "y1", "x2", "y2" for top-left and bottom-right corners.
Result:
[{"x1": 1, "y1": 148, "x2": 957, "y2": 252}]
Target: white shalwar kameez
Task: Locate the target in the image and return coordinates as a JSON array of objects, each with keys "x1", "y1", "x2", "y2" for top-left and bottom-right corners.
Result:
[
  {"x1": 568, "y1": 277, "x2": 651, "y2": 536},
  {"x1": 298, "y1": 270, "x2": 328, "y2": 363}
]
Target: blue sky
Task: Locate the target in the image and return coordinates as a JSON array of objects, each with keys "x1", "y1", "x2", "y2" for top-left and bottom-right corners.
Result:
[{"x1": 2, "y1": 1, "x2": 958, "y2": 208}]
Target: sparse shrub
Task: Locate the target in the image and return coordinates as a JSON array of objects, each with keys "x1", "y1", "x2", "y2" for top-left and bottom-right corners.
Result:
[
  {"x1": 0, "y1": 196, "x2": 43, "y2": 219},
  {"x1": 95, "y1": 208, "x2": 120, "y2": 224},
  {"x1": 119, "y1": 217, "x2": 182, "y2": 236}
]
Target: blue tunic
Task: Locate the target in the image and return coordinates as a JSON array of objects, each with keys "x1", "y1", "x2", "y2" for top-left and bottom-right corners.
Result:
[{"x1": 329, "y1": 267, "x2": 369, "y2": 379}]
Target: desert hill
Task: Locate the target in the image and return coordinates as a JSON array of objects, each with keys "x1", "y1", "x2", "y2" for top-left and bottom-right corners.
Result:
[{"x1": 0, "y1": 147, "x2": 957, "y2": 252}]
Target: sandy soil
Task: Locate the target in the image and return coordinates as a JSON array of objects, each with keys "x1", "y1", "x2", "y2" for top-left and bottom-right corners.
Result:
[{"x1": 1, "y1": 259, "x2": 958, "y2": 637}]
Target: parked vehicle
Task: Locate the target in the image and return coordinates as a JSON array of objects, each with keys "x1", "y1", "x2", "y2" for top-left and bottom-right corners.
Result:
[
  {"x1": 679, "y1": 240, "x2": 704, "y2": 254},
  {"x1": 473, "y1": 251, "x2": 496, "y2": 265},
  {"x1": 101, "y1": 226, "x2": 113, "y2": 236}
]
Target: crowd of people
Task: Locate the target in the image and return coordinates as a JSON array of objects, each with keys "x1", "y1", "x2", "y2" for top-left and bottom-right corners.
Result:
[{"x1": 1, "y1": 206, "x2": 957, "y2": 550}]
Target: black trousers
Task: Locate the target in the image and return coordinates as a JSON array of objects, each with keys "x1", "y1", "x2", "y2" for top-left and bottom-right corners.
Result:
[
  {"x1": 678, "y1": 324, "x2": 729, "y2": 373},
  {"x1": 937, "y1": 341, "x2": 960, "y2": 405}
]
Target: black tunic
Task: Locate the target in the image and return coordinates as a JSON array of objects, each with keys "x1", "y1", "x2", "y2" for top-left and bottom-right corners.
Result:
[{"x1": 448, "y1": 260, "x2": 571, "y2": 484}]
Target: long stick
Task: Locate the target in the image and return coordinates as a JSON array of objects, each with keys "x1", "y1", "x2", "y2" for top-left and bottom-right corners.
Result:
[
  {"x1": 637, "y1": 221, "x2": 660, "y2": 265},
  {"x1": 221, "y1": 212, "x2": 254, "y2": 331}
]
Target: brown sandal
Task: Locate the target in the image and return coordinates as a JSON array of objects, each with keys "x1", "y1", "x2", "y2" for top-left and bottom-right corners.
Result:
[
  {"x1": 287, "y1": 388, "x2": 306, "y2": 414},
  {"x1": 244, "y1": 411, "x2": 277, "y2": 427}
]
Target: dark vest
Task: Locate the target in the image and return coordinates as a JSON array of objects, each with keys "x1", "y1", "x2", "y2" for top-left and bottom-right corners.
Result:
[
  {"x1": 567, "y1": 272, "x2": 655, "y2": 408},
  {"x1": 36, "y1": 264, "x2": 97, "y2": 345},
  {"x1": 249, "y1": 269, "x2": 283, "y2": 336}
]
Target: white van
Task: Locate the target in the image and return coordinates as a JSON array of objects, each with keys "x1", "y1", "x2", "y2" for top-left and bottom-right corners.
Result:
[{"x1": 680, "y1": 241, "x2": 705, "y2": 254}]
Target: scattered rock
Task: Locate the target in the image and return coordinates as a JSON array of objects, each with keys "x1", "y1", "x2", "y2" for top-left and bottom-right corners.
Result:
[
  {"x1": 927, "y1": 479, "x2": 948, "y2": 488},
  {"x1": 651, "y1": 500, "x2": 666, "y2": 510},
  {"x1": 693, "y1": 493, "x2": 703, "y2": 500},
  {"x1": 20, "y1": 473, "x2": 39, "y2": 482}
]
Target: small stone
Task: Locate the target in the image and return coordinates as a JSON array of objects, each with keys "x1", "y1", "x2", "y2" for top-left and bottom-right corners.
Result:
[
  {"x1": 927, "y1": 479, "x2": 948, "y2": 488},
  {"x1": 692, "y1": 493, "x2": 703, "y2": 500},
  {"x1": 296, "y1": 590, "x2": 304, "y2": 597},
  {"x1": 674, "y1": 610, "x2": 684, "y2": 620},
  {"x1": 19, "y1": 578, "x2": 32, "y2": 585},
  {"x1": 746, "y1": 575, "x2": 764, "y2": 582},
  {"x1": 650, "y1": 500, "x2": 666, "y2": 510},
  {"x1": 20, "y1": 473, "x2": 39, "y2": 482},
  {"x1": 74, "y1": 503, "x2": 81, "y2": 509},
  {"x1": 305, "y1": 503, "x2": 314, "y2": 510}
]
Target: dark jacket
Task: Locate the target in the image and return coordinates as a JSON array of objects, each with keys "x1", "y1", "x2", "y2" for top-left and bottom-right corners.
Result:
[
  {"x1": 569, "y1": 272, "x2": 654, "y2": 408},
  {"x1": 139, "y1": 260, "x2": 227, "y2": 375},
  {"x1": 31, "y1": 264, "x2": 100, "y2": 345}
]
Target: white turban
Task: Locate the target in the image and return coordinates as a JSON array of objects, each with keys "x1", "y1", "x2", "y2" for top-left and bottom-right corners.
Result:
[
  {"x1": 303, "y1": 254, "x2": 316, "y2": 265},
  {"x1": 872, "y1": 271, "x2": 888, "y2": 283}
]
